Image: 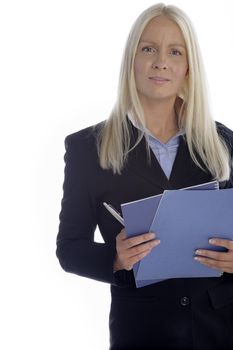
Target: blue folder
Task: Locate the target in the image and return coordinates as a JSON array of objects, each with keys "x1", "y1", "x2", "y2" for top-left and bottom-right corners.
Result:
[
  {"x1": 121, "y1": 181, "x2": 220, "y2": 287},
  {"x1": 136, "y1": 188, "x2": 233, "y2": 285}
]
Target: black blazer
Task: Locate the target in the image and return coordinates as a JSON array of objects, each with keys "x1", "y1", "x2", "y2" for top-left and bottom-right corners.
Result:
[{"x1": 56, "y1": 119, "x2": 233, "y2": 349}]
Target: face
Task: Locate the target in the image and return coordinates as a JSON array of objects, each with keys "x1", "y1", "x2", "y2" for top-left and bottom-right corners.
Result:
[{"x1": 134, "y1": 15, "x2": 188, "y2": 104}]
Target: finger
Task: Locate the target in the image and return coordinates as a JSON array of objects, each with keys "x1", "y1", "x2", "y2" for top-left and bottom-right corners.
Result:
[
  {"x1": 130, "y1": 239, "x2": 160, "y2": 257},
  {"x1": 124, "y1": 232, "x2": 156, "y2": 249},
  {"x1": 194, "y1": 256, "x2": 233, "y2": 273},
  {"x1": 128, "y1": 239, "x2": 160, "y2": 257},
  {"x1": 209, "y1": 238, "x2": 233, "y2": 250},
  {"x1": 117, "y1": 229, "x2": 127, "y2": 240},
  {"x1": 117, "y1": 239, "x2": 160, "y2": 271},
  {"x1": 127, "y1": 248, "x2": 152, "y2": 269},
  {"x1": 195, "y1": 249, "x2": 233, "y2": 261}
]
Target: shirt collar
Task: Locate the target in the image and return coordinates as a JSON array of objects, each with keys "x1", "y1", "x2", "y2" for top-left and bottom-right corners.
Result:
[{"x1": 127, "y1": 113, "x2": 185, "y2": 146}]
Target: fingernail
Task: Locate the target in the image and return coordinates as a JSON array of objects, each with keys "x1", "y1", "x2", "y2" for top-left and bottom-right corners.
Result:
[
  {"x1": 153, "y1": 239, "x2": 160, "y2": 245},
  {"x1": 194, "y1": 256, "x2": 201, "y2": 261},
  {"x1": 209, "y1": 239, "x2": 216, "y2": 244},
  {"x1": 150, "y1": 233, "x2": 156, "y2": 238}
]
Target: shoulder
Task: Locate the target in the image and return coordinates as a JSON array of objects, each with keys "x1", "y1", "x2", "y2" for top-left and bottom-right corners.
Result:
[
  {"x1": 216, "y1": 121, "x2": 233, "y2": 150},
  {"x1": 64, "y1": 121, "x2": 105, "y2": 151},
  {"x1": 62, "y1": 121, "x2": 106, "y2": 169}
]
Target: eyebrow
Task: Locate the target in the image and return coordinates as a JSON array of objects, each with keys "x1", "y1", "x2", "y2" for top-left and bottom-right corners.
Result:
[{"x1": 139, "y1": 40, "x2": 186, "y2": 48}]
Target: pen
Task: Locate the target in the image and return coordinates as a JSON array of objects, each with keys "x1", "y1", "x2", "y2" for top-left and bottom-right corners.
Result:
[{"x1": 103, "y1": 202, "x2": 125, "y2": 226}]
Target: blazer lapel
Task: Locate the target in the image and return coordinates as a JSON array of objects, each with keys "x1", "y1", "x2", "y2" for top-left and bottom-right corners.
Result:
[
  {"x1": 126, "y1": 133, "x2": 171, "y2": 191},
  {"x1": 126, "y1": 120, "x2": 213, "y2": 191},
  {"x1": 169, "y1": 135, "x2": 214, "y2": 188}
]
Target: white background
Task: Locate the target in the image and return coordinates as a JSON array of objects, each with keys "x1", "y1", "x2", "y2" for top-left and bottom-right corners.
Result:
[{"x1": 1, "y1": 0, "x2": 233, "y2": 349}]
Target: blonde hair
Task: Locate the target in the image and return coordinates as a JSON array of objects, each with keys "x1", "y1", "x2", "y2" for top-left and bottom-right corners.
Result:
[{"x1": 96, "y1": 3, "x2": 231, "y2": 181}]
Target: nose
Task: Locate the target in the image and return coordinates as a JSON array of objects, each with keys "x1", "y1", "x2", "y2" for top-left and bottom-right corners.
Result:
[{"x1": 152, "y1": 51, "x2": 168, "y2": 70}]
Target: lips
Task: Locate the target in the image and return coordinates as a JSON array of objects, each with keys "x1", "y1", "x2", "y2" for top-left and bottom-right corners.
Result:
[{"x1": 149, "y1": 76, "x2": 170, "y2": 81}]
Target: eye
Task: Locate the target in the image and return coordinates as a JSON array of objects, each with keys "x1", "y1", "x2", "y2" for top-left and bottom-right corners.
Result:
[
  {"x1": 170, "y1": 49, "x2": 182, "y2": 56},
  {"x1": 141, "y1": 46, "x2": 156, "y2": 54}
]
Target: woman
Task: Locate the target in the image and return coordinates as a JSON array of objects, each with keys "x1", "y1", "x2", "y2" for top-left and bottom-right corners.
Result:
[{"x1": 56, "y1": 3, "x2": 233, "y2": 349}]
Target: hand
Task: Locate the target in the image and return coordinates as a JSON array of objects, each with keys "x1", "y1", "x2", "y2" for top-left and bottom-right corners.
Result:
[
  {"x1": 194, "y1": 238, "x2": 233, "y2": 274},
  {"x1": 114, "y1": 229, "x2": 160, "y2": 272}
]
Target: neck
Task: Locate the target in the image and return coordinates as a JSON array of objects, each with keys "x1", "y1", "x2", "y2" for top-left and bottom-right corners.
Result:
[{"x1": 139, "y1": 96, "x2": 180, "y2": 142}]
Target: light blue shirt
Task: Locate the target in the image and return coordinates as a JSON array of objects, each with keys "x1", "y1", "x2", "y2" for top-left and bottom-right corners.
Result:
[
  {"x1": 146, "y1": 130, "x2": 185, "y2": 179},
  {"x1": 129, "y1": 116, "x2": 185, "y2": 179}
]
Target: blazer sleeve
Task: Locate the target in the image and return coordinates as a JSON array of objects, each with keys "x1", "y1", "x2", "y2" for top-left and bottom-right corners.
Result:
[{"x1": 56, "y1": 134, "x2": 118, "y2": 285}]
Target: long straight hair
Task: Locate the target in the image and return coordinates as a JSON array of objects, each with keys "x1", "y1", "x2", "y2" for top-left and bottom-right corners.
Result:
[{"x1": 96, "y1": 3, "x2": 231, "y2": 181}]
